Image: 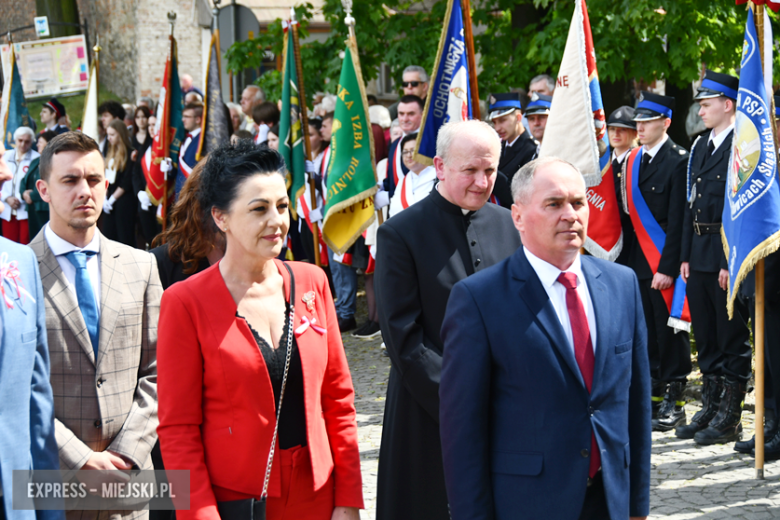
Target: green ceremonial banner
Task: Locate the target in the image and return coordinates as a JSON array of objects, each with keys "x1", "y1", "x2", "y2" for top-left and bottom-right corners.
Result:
[
  {"x1": 1, "y1": 49, "x2": 34, "y2": 148},
  {"x1": 279, "y1": 23, "x2": 307, "y2": 219},
  {"x1": 322, "y1": 39, "x2": 378, "y2": 254}
]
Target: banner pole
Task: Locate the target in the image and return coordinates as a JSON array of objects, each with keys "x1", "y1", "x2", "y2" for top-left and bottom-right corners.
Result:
[
  {"x1": 163, "y1": 12, "x2": 176, "y2": 234},
  {"x1": 291, "y1": 11, "x2": 321, "y2": 267},
  {"x1": 343, "y1": 1, "x2": 384, "y2": 226},
  {"x1": 753, "y1": 0, "x2": 766, "y2": 480},
  {"x1": 461, "y1": 0, "x2": 480, "y2": 120}
]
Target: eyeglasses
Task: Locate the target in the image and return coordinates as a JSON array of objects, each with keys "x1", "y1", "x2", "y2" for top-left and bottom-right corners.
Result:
[
  {"x1": 401, "y1": 149, "x2": 416, "y2": 157},
  {"x1": 402, "y1": 81, "x2": 421, "y2": 88}
]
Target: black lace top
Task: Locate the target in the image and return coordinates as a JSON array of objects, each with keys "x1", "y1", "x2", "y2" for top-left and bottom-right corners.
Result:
[{"x1": 238, "y1": 310, "x2": 307, "y2": 449}]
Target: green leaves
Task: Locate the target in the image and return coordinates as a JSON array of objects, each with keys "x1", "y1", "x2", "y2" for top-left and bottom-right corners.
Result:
[{"x1": 225, "y1": 0, "x2": 780, "y2": 108}]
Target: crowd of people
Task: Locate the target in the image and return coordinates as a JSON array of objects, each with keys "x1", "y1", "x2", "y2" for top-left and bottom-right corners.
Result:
[{"x1": 0, "y1": 59, "x2": 775, "y2": 520}]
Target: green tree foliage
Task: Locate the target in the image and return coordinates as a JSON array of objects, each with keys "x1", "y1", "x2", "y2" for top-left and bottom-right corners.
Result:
[{"x1": 225, "y1": 0, "x2": 778, "y2": 106}]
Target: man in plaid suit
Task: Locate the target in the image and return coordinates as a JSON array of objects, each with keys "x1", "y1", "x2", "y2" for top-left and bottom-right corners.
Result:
[{"x1": 29, "y1": 132, "x2": 161, "y2": 520}]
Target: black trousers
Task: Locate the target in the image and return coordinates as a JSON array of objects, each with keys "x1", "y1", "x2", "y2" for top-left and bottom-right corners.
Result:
[
  {"x1": 577, "y1": 472, "x2": 609, "y2": 520},
  {"x1": 748, "y1": 294, "x2": 780, "y2": 413},
  {"x1": 639, "y1": 278, "x2": 692, "y2": 382},
  {"x1": 687, "y1": 270, "x2": 752, "y2": 382}
]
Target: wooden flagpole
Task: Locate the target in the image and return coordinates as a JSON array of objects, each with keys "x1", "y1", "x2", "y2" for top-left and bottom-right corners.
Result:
[
  {"x1": 753, "y1": 0, "x2": 770, "y2": 479},
  {"x1": 162, "y1": 12, "x2": 177, "y2": 234},
  {"x1": 343, "y1": 0, "x2": 384, "y2": 226},
  {"x1": 461, "y1": 0, "x2": 480, "y2": 120},
  {"x1": 290, "y1": 10, "x2": 321, "y2": 267}
]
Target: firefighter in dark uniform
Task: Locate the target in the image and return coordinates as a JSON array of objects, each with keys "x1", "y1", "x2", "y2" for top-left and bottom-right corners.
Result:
[
  {"x1": 488, "y1": 92, "x2": 538, "y2": 207},
  {"x1": 627, "y1": 92, "x2": 691, "y2": 431},
  {"x1": 673, "y1": 71, "x2": 751, "y2": 445},
  {"x1": 526, "y1": 93, "x2": 552, "y2": 159},
  {"x1": 734, "y1": 96, "x2": 780, "y2": 457},
  {"x1": 607, "y1": 106, "x2": 638, "y2": 266}
]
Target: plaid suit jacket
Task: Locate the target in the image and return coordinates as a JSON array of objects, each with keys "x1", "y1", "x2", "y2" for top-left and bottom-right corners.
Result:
[{"x1": 29, "y1": 229, "x2": 161, "y2": 478}]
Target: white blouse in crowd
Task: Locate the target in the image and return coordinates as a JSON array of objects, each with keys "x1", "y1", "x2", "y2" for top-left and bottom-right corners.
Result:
[{"x1": 388, "y1": 166, "x2": 437, "y2": 218}]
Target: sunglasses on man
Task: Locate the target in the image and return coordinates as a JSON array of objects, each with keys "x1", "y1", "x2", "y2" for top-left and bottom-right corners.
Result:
[{"x1": 402, "y1": 81, "x2": 422, "y2": 88}]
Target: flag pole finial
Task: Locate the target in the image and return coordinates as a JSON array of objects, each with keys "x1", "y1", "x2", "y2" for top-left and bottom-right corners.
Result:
[
  {"x1": 167, "y1": 11, "x2": 177, "y2": 37},
  {"x1": 342, "y1": 0, "x2": 355, "y2": 29},
  {"x1": 93, "y1": 34, "x2": 101, "y2": 54},
  {"x1": 290, "y1": 6, "x2": 296, "y2": 22}
]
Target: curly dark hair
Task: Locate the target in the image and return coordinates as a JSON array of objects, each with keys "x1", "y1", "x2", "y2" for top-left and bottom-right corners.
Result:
[
  {"x1": 199, "y1": 140, "x2": 286, "y2": 213},
  {"x1": 152, "y1": 161, "x2": 224, "y2": 275}
]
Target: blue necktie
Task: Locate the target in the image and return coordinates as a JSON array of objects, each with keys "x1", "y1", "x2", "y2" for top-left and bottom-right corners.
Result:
[{"x1": 64, "y1": 251, "x2": 99, "y2": 359}]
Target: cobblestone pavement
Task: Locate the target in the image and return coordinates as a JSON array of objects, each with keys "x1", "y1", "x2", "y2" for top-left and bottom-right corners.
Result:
[{"x1": 342, "y1": 324, "x2": 780, "y2": 519}]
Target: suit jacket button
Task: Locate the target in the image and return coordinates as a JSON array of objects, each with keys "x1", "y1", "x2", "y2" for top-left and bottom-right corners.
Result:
[
  {"x1": 617, "y1": 173, "x2": 621, "y2": 178},
  {"x1": 651, "y1": 187, "x2": 655, "y2": 191},
  {"x1": 581, "y1": 449, "x2": 589, "y2": 458},
  {"x1": 588, "y1": 406, "x2": 594, "y2": 415},
  {"x1": 96, "y1": 379, "x2": 103, "y2": 388},
  {"x1": 94, "y1": 420, "x2": 101, "y2": 428},
  {"x1": 471, "y1": 240, "x2": 477, "y2": 246},
  {"x1": 697, "y1": 178, "x2": 701, "y2": 183},
  {"x1": 698, "y1": 194, "x2": 702, "y2": 198},
  {"x1": 474, "y1": 259, "x2": 481, "y2": 267},
  {"x1": 717, "y1": 175, "x2": 720, "y2": 179}
]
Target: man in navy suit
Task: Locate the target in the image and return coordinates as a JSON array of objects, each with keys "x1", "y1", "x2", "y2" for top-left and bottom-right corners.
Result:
[
  {"x1": 0, "y1": 143, "x2": 63, "y2": 520},
  {"x1": 440, "y1": 157, "x2": 651, "y2": 520}
]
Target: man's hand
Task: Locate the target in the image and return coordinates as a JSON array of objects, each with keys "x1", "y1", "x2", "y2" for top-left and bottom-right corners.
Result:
[
  {"x1": 6, "y1": 196, "x2": 21, "y2": 210},
  {"x1": 22, "y1": 190, "x2": 33, "y2": 205},
  {"x1": 719, "y1": 268, "x2": 729, "y2": 291},
  {"x1": 651, "y1": 272, "x2": 673, "y2": 291},
  {"x1": 680, "y1": 262, "x2": 690, "y2": 283},
  {"x1": 81, "y1": 450, "x2": 133, "y2": 471},
  {"x1": 330, "y1": 507, "x2": 360, "y2": 520}
]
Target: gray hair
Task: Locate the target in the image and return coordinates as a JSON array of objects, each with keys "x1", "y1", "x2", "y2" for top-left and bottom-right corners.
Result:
[
  {"x1": 137, "y1": 96, "x2": 154, "y2": 107},
  {"x1": 436, "y1": 120, "x2": 500, "y2": 165},
  {"x1": 244, "y1": 85, "x2": 265, "y2": 102},
  {"x1": 369, "y1": 104, "x2": 392, "y2": 129},
  {"x1": 529, "y1": 74, "x2": 555, "y2": 93},
  {"x1": 403, "y1": 65, "x2": 429, "y2": 83},
  {"x1": 511, "y1": 156, "x2": 582, "y2": 204},
  {"x1": 13, "y1": 126, "x2": 35, "y2": 141}
]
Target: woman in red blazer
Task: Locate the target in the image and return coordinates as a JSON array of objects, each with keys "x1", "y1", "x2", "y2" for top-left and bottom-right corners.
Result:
[{"x1": 157, "y1": 142, "x2": 363, "y2": 520}]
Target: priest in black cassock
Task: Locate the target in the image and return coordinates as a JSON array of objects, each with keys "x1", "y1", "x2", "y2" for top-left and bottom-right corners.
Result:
[{"x1": 375, "y1": 120, "x2": 522, "y2": 520}]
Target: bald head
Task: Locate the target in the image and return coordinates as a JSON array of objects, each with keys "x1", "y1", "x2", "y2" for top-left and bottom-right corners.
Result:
[{"x1": 436, "y1": 119, "x2": 501, "y2": 166}]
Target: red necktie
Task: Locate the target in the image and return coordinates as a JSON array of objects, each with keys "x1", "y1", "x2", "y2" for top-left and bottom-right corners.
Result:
[
  {"x1": 186, "y1": 133, "x2": 193, "y2": 141},
  {"x1": 557, "y1": 272, "x2": 600, "y2": 478}
]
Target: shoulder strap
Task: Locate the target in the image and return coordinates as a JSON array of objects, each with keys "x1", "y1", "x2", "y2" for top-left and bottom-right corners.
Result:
[{"x1": 261, "y1": 262, "x2": 296, "y2": 499}]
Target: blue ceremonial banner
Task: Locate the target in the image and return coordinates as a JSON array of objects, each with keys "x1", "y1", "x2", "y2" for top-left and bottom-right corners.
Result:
[
  {"x1": 1, "y1": 48, "x2": 35, "y2": 148},
  {"x1": 414, "y1": 0, "x2": 472, "y2": 165},
  {"x1": 723, "y1": 6, "x2": 780, "y2": 317}
]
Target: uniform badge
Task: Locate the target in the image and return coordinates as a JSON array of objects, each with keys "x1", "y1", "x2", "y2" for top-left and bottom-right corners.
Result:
[
  {"x1": 489, "y1": 95, "x2": 496, "y2": 105},
  {"x1": 302, "y1": 291, "x2": 316, "y2": 312}
]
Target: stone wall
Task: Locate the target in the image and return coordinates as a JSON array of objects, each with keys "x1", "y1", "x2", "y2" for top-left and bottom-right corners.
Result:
[
  {"x1": 1, "y1": 0, "x2": 38, "y2": 44},
  {"x1": 76, "y1": 0, "x2": 204, "y2": 103}
]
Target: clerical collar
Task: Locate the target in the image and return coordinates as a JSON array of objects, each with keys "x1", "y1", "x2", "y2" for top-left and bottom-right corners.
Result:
[{"x1": 432, "y1": 183, "x2": 474, "y2": 216}]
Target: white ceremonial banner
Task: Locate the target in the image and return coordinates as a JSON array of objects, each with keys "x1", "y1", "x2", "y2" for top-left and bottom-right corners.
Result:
[{"x1": 538, "y1": 1, "x2": 602, "y2": 187}]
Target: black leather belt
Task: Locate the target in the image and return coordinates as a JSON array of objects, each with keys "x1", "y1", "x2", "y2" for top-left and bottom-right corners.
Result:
[
  {"x1": 694, "y1": 221, "x2": 721, "y2": 235},
  {"x1": 586, "y1": 470, "x2": 602, "y2": 488}
]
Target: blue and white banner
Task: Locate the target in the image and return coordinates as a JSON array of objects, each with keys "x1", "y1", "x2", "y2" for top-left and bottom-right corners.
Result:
[
  {"x1": 414, "y1": 0, "x2": 472, "y2": 165},
  {"x1": 723, "y1": 6, "x2": 780, "y2": 317}
]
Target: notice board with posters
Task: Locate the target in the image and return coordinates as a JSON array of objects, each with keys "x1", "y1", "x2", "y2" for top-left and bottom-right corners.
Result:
[{"x1": 0, "y1": 35, "x2": 89, "y2": 99}]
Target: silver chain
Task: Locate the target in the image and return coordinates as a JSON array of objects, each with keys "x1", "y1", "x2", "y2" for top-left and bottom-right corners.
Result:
[{"x1": 260, "y1": 304, "x2": 295, "y2": 499}]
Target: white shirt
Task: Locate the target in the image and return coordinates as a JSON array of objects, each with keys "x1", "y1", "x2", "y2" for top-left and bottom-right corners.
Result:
[
  {"x1": 642, "y1": 133, "x2": 669, "y2": 163},
  {"x1": 524, "y1": 247, "x2": 597, "y2": 353},
  {"x1": 612, "y1": 149, "x2": 629, "y2": 164},
  {"x1": 254, "y1": 124, "x2": 269, "y2": 145},
  {"x1": 180, "y1": 127, "x2": 201, "y2": 158},
  {"x1": 506, "y1": 133, "x2": 521, "y2": 148},
  {"x1": 1, "y1": 148, "x2": 39, "y2": 221},
  {"x1": 44, "y1": 224, "x2": 101, "y2": 312},
  {"x1": 709, "y1": 123, "x2": 734, "y2": 153},
  {"x1": 388, "y1": 165, "x2": 436, "y2": 217}
]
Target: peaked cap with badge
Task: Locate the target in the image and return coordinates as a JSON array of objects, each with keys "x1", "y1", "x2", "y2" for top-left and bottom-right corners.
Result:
[{"x1": 633, "y1": 91, "x2": 675, "y2": 122}]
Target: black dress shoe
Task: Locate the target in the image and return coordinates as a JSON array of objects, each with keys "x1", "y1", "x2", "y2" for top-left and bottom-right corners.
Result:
[{"x1": 337, "y1": 316, "x2": 357, "y2": 332}]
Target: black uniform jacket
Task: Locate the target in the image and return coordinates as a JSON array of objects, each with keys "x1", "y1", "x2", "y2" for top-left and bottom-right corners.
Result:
[
  {"x1": 626, "y1": 137, "x2": 689, "y2": 280},
  {"x1": 374, "y1": 188, "x2": 521, "y2": 520},
  {"x1": 681, "y1": 129, "x2": 732, "y2": 272}
]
